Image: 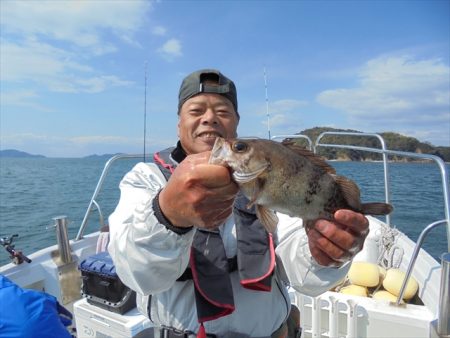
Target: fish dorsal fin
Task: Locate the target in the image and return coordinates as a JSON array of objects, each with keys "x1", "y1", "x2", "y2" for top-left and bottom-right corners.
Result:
[
  {"x1": 282, "y1": 140, "x2": 336, "y2": 174},
  {"x1": 333, "y1": 175, "x2": 361, "y2": 210}
]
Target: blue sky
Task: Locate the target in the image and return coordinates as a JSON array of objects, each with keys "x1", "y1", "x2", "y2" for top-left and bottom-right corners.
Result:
[{"x1": 1, "y1": 0, "x2": 449, "y2": 158}]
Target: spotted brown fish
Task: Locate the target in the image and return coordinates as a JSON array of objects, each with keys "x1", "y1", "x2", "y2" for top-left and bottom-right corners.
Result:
[{"x1": 209, "y1": 137, "x2": 393, "y2": 233}]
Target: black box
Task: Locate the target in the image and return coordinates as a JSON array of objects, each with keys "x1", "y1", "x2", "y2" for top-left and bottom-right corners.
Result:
[{"x1": 79, "y1": 251, "x2": 136, "y2": 314}]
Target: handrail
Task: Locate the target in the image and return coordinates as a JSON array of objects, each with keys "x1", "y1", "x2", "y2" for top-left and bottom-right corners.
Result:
[
  {"x1": 75, "y1": 153, "x2": 152, "y2": 240},
  {"x1": 395, "y1": 219, "x2": 448, "y2": 305},
  {"x1": 91, "y1": 200, "x2": 105, "y2": 228},
  {"x1": 315, "y1": 132, "x2": 392, "y2": 225}
]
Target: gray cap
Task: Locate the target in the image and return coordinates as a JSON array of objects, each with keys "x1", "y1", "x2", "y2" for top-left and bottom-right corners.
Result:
[{"x1": 178, "y1": 69, "x2": 238, "y2": 116}]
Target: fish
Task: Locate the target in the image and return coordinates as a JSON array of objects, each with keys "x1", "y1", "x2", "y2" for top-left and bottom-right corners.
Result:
[{"x1": 209, "y1": 137, "x2": 393, "y2": 233}]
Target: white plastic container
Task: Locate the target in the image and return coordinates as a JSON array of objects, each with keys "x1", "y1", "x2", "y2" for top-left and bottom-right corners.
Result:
[{"x1": 74, "y1": 298, "x2": 154, "y2": 338}]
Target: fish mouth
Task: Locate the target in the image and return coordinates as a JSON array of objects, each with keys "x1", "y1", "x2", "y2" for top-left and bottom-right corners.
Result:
[{"x1": 209, "y1": 137, "x2": 229, "y2": 165}]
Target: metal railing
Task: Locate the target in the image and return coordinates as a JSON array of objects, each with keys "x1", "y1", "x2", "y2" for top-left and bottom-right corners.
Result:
[{"x1": 75, "y1": 153, "x2": 152, "y2": 240}]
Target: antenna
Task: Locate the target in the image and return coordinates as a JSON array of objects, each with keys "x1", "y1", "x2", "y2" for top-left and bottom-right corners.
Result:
[
  {"x1": 143, "y1": 61, "x2": 148, "y2": 162},
  {"x1": 264, "y1": 67, "x2": 271, "y2": 139}
]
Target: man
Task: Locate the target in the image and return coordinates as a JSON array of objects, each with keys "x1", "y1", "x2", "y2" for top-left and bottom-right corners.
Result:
[{"x1": 108, "y1": 69, "x2": 369, "y2": 338}]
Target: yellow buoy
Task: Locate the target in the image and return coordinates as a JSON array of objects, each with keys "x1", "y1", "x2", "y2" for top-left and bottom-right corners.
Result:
[
  {"x1": 372, "y1": 290, "x2": 399, "y2": 302},
  {"x1": 348, "y1": 262, "x2": 380, "y2": 287},
  {"x1": 382, "y1": 268, "x2": 419, "y2": 300},
  {"x1": 340, "y1": 284, "x2": 368, "y2": 297}
]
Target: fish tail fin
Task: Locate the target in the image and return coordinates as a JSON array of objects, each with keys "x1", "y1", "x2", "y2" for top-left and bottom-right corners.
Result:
[{"x1": 361, "y1": 202, "x2": 393, "y2": 215}]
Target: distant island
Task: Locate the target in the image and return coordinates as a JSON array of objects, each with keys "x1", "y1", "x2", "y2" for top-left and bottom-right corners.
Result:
[
  {"x1": 82, "y1": 153, "x2": 123, "y2": 159},
  {"x1": 0, "y1": 149, "x2": 46, "y2": 158},
  {"x1": 0, "y1": 149, "x2": 124, "y2": 159},
  {"x1": 291, "y1": 127, "x2": 450, "y2": 162}
]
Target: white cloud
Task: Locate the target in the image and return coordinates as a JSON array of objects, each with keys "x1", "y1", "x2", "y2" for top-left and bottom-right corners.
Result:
[
  {"x1": 0, "y1": 1, "x2": 150, "y2": 96},
  {"x1": 157, "y1": 38, "x2": 183, "y2": 60},
  {"x1": 0, "y1": 90, "x2": 55, "y2": 112},
  {"x1": 54, "y1": 75, "x2": 133, "y2": 94},
  {"x1": 1, "y1": 39, "x2": 89, "y2": 82},
  {"x1": 69, "y1": 135, "x2": 137, "y2": 145},
  {"x1": 270, "y1": 99, "x2": 308, "y2": 113},
  {"x1": 316, "y1": 55, "x2": 450, "y2": 145},
  {"x1": 1, "y1": 1, "x2": 152, "y2": 50},
  {"x1": 258, "y1": 99, "x2": 309, "y2": 132},
  {"x1": 152, "y1": 26, "x2": 167, "y2": 36},
  {"x1": 1, "y1": 40, "x2": 133, "y2": 94}
]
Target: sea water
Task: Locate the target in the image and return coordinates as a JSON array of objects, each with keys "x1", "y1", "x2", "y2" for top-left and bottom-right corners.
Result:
[{"x1": 0, "y1": 157, "x2": 448, "y2": 266}]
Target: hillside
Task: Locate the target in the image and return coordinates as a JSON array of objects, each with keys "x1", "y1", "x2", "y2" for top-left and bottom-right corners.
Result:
[
  {"x1": 0, "y1": 149, "x2": 46, "y2": 158},
  {"x1": 82, "y1": 153, "x2": 123, "y2": 159},
  {"x1": 289, "y1": 127, "x2": 450, "y2": 162}
]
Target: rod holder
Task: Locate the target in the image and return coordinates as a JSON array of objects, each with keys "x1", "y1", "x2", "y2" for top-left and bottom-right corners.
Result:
[
  {"x1": 439, "y1": 252, "x2": 450, "y2": 337},
  {"x1": 53, "y1": 216, "x2": 72, "y2": 264}
]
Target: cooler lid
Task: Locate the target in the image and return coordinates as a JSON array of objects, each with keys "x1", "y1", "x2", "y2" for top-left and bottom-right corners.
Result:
[{"x1": 79, "y1": 251, "x2": 117, "y2": 277}]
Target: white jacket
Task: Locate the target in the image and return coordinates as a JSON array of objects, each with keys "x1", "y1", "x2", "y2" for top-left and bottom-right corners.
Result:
[{"x1": 108, "y1": 162, "x2": 350, "y2": 337}]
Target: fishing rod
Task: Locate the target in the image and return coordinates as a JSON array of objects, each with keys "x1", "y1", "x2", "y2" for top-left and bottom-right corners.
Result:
[
  {"x1": 264, "y1": 67, "x2": 271, "y2": 140},
  {"x1": 0, "y1": 234, "x2": 32, "y2": 265},
  {"x1": 143, "y1": 61, "x2": 148, "y2": 162}
]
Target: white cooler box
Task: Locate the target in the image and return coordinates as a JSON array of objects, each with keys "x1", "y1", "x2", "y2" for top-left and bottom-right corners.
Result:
[{"x1": 74, "y1": 298, "x2": 154, "y2": 338}]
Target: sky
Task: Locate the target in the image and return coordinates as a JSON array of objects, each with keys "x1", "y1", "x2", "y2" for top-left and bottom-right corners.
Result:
[{"x1": 1, "y1": 0, "x2": 449, "y2": 158}]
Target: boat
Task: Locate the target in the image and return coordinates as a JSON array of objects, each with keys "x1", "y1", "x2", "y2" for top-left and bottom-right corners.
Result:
[{"x1": 1, "y1": 131, "x2": 449, "y2": 338}]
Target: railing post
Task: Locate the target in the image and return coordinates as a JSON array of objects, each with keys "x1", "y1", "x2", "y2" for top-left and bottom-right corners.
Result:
[
  {"x1": 53, "y1": 216, "x2": 72, "y2": 264},
  {"x1": 438, "y1": 252, "x2": 450, "y2": 337}
]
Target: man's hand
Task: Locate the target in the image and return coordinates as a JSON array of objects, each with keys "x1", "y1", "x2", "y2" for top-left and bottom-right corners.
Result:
[
  {"x1": 307, "y1": 210, "x2": 369, "y2": 267},
  {"x1": 159, "y1": 151, "x2": 239, "y2": 230}
]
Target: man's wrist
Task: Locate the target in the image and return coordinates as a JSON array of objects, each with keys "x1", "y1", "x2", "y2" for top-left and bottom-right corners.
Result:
[{"x1": 153, "y1": 189, "x2": 193, "y2": 235}]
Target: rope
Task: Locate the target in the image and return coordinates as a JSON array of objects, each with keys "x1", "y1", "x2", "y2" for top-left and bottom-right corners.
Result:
[{"x1": 376, "y1": 224, "x2": 404, "y2": 269}]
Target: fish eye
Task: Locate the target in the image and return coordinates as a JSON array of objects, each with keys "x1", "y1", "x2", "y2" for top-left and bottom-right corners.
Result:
[{"x1": 232, "y1": 141, "x2": 248, "y2": 152}]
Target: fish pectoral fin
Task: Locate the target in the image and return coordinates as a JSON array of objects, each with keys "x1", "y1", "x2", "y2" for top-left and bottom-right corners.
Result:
[
  {"x1": 232, "y1": 165, "x2": 269, "y2": 184},
  {"x1": 245, "y1": 179, "x2": 263, "y2": 208},
  {"x1": 333, "y1": 175, "x2": 361, "y2": 210},
  {"x1": 256, "y1": 205, "x2": 279, "y2": 233}
]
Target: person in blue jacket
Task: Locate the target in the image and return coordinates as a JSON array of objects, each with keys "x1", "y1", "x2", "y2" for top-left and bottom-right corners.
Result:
[{"x1": 0, "y1": 274, "x2": 73, "y2": 338}]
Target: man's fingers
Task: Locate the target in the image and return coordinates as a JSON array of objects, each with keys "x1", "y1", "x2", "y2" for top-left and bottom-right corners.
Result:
[
  {"x1": 314, "y1": 219, "x2": 356, "y2": 251},
  {"x1": 193, "y1": 164, "x2": 235, "y2": 188},
  {"x1": 308, "y1": 227, "x2": 348, "y2": 266},
  {"x1": 334, "y1": 209, "x2": 369, "y2": 235},
  {"x1": 183, "y1": 151, "x2": 211, "y2": 166},
  {"x1": 308, "y1": 211, "x2": 370, "y2": 267}
]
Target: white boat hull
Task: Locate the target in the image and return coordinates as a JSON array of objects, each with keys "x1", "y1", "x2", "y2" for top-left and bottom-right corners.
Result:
[{"x1": 0, "y1": 217, "x2": 443, "y2": 338}]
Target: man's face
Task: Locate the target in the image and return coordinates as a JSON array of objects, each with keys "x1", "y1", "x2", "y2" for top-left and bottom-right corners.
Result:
[{"x1": 178, "y1": 93, "x2": 239, "y2": 155}]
